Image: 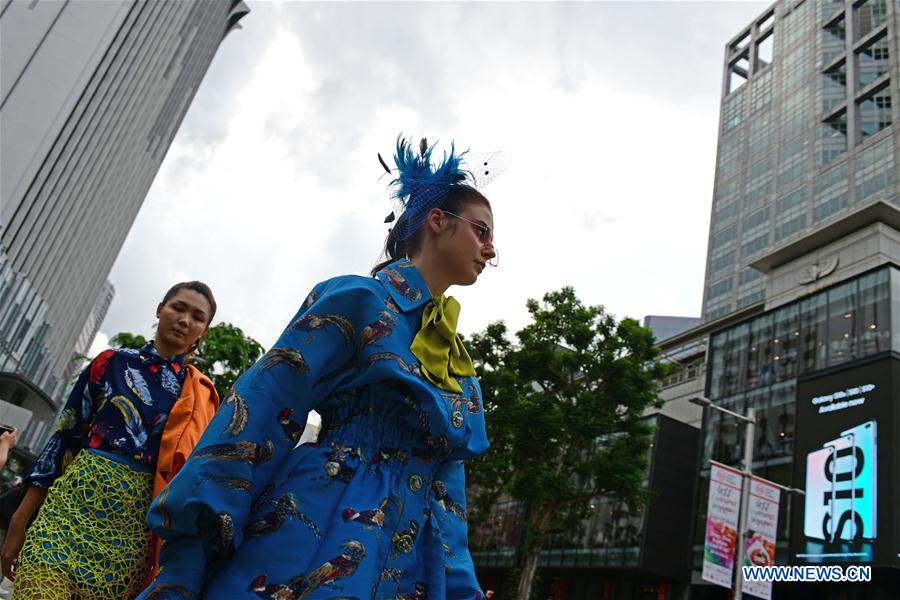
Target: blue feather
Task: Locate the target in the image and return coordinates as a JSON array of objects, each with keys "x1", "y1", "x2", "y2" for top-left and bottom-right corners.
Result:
[
  {"x1": 159, "y1": 367, "x2": 181, "y2": 396},
  {"x1": 124, "y1": 366, "x2": 154, "y2": 406},
  {"x1": 390, "y1": 136, "x2": 471, "y2": 208},
  {"x1": 111, "y1": 396, "x2": 147, "y2": 447}
]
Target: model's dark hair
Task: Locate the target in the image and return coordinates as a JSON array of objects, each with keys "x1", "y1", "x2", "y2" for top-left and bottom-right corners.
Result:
[
  {"x1": 371, "y1": 186, "x2": 491, "y2": 276},
  {"x1": 160, "y1": 281, "x2": 217, "y2": 359}
]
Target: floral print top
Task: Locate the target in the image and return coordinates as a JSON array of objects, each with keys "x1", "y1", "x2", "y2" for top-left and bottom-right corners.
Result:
[{"x1": 27, "y1": 342, "x2": 186, "y2": 488}]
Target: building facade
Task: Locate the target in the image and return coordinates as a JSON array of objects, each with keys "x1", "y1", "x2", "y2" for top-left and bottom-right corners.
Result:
[
  {"x1": 473, "y1": 414, "x2": 701, "y2": 600},
  {"x1": 0, "y1": 0, "x2": 249, "y2": 403},
  {"x1": 701, "y1": 0, "x2": 897, "y2": 322},
  {"x1": 690, "y1": 0, "x2": 899, "y2": 597}
]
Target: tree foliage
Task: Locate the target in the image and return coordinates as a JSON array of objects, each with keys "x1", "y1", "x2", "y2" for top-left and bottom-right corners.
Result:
[
  {"x1": 465, "y1": 287, "x2": 668, "y2": 599},
  {"x1": 108, "y1": 332, "x2": 148, "y2": 350},
  {"x1": 110, "y1": 323, "x2": 263, "y2": 399},
  {"x1": 191, "y1": 322, "x2": 264, "y2": 398}
]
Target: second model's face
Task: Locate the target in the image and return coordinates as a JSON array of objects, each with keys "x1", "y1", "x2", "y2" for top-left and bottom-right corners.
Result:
[
  {"x1": 156, "y1": 289, "x2": 210, "y2": 355},
  {"x1": 439, "y1": 203, "x2": 496, "y2": 287}
]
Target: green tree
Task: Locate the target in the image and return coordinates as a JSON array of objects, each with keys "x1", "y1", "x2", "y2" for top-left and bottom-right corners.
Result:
[
  {"x1": 109, "y1": 332, "x2": 148, "y2": 350},
  {"x1": 466, "y1": 287, "x2": 668, "y2": 600},
  {"x1": 110, "y1": 323, "x2": 264, "y2": 398},
  {"x1": 191, "y1": 322, "x2": 264, "y2": 398}
]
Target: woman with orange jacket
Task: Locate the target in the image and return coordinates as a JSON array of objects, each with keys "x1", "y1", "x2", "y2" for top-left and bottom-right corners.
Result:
[{"x1": 0, "y1": 281, "x2": 220, "y2": 599}]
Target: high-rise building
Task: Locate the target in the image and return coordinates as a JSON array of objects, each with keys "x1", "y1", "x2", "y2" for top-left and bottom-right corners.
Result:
[
  {"x1": 689, "y1": 1, "x2": 900, "y2": 596},
  {"x1": 701, "y1": 0, "x2": 897, "y2": 322},
  {"x1": 0, "y1": 0, "x2": 249, "y2": 401},
  {"x1": 61, "y1": 279, "x2": 116, "y2": 388}
]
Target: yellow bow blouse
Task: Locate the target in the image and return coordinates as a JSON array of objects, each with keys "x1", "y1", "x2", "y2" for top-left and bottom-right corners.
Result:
[{"x1": 410, "y1": 294, "x2": 477, "y2": 393}]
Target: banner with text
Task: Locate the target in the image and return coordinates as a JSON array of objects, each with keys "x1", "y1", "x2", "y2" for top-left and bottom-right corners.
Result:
[
  {"x1": 702, "y1": 463, "x2": 742, "y2": 588},
  {"x1": 742, "y1": 476, "x2": 781, "y2": 599}
]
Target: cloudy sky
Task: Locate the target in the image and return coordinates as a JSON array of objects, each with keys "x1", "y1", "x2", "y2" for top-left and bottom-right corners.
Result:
[{"x1": 94, "y1": 0, "x2": 770, "y2": 355}]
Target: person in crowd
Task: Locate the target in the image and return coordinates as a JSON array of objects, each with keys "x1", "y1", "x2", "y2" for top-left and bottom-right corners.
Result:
[
  {"x1": 138, "y1": 137, "x2": 498, "y2": 599},
  {"x1": 0, "y1": 428, "x2": 18, "y2": 472},
  {"x1": 1, "y1": 282, "x2": 220, "y2": 599}
]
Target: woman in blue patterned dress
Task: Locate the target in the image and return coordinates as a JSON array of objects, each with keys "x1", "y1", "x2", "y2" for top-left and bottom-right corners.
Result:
[
  {"x1": 138, "y1": 138, "x2": 498, "y2": 599},
  {"x1": 1, "y1": 282, "x2": 218, "y2": 599}
]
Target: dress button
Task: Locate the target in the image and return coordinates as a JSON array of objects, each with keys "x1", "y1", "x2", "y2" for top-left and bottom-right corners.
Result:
[
  {"x1": 394, "y1": 533, "x2": 414, "y2": 554},
  {"x1": 451, "y1": 411, "x2": 464, "y2": 428},
  {"x1": 408, "y1": 474, "x2": 423, "y2": 492}
]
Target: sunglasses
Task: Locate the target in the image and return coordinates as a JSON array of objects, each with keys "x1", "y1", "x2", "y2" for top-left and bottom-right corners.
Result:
[{"x1": 443, "y1": 210, "x2": 499, "y2": 267}]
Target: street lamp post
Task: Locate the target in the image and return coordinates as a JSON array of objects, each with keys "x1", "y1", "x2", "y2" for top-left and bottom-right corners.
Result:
[{"x1": 691, "y1": 396, "x2": 754, "y2": 600}]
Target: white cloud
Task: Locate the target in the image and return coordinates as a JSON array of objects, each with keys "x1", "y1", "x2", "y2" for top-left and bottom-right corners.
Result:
[
  {"x1": 88, "y1": 332, "x2": 110, "y2": 358},
  {"x1": 100, "y1": 1, "x2": 767, "y2": 350}
]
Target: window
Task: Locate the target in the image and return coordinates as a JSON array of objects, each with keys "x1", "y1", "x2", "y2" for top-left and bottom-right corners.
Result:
[
  {"x1": 777, "y1": 186, "x2": 807, "y2": 213},
  {"x1": 776, "y1": 213, "x2": 807, "y2": 242},
  {"x1": 751, "y1": 69, "x2": 774, "y2": 114},
  {"x1": 780, "y1": 88, "x2": 809, "y2": 141},
  {"x1": 857, "y1": 34, "x2": 889, "y2": 88},
  {"x1": 756, "y1": 32, "x2": 774, "y2": 70},
  {"x1": 711, "y1": 250, "x2": 736, "y2": 274},
  {"x1": 826, "y1": 280, "x2": 857, "y2": 365},
  {"x1": 820, "y1": 60, "x2": 846, "y2": 112},
  {"x1": 714, "y1": 200, "x2": 739, "y2": 225},
  {"x1": 742, "y1": 233, "x2": 770, "y2": 258},
  {"x1": 738, "y1": 289, "x2": 765, "y2": 309},
  {"x1": 815, "y1": 110, "x2": 847, "y2": 165},
  {"x1": 708, "y1": 277, "x2": 734, "y2": 300},
  {"x1": 722, "y1": 89, "x2": 745, "y2": 133},
  {"x1": 717, "y1": 131, "x2": 745, "y2": 182},
  {"x1": 731, "y1": 30, "x2": 751, "y2": 53},
  {"x1": 775, "y1": 186, "x2": 806, "y2": 243},
  {"x1": 856, "y1": 270, "x2": 890, "y2": 356},
  {"x1": 820, "y1": 15, "x2": 845, "y2": 66},
  {"x1": 745, "y1": 206, "x2": 770, "y2": 229},
  {"x1": 715, "y1": 175, "x2": 741, "y2": 207},
  {"x1": 858, "y1": 85, "x2": 892, "y2": 139},
  {"x1": 772, "y1": 305, "x2": 800, "y2": 382},
  {"x1": 802, "y1": 285, "x2": 826, "y2": 372},
  {"x1": 706, "y1": 304, "x2": 732, "y2": 322},
  {"x1": 778, "y1": 135, "x2": 810, "y2": 190},
  {"x1": 782, "y1": 0, "x2": 811, "y2": 49},
  {"x1": 729, "y1": 55, "x2": 750, "y2": 94},
  {"x1": 739, "y1": 267, "x2": 763, "y2": 286},
  {"x1": 813, "y1": 162, "x2": 849, "y2": 222},
  {"x1": 745, "y1": 157, "x2": 773, "y2": 207},
  {"x1": 712, "y1": 224, "x2": 738, "y2": 250},
  {"x1": 854, "y1": 0, "x2": 888, "y2": 40},
  {"x1": 854, "y1": 136, "x2": 895, "y2": 201},
  {"x1": 742, "y1": 206, "x2": 771, "y2": 256},
  {"x1": 708, "y1": 269, "x2": 895, "y2": 412}
]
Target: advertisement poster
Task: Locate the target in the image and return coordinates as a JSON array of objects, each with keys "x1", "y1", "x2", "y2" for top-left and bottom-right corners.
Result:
[
  {"x1": 742, "y1": 477, "x2": 781, "y2": 600},
  {"x1": 792, "y1": 357, "x2": 897, "y2": 567},
  {"x1": 702, "y1": 463, "x2": 742, "y2": 588}
]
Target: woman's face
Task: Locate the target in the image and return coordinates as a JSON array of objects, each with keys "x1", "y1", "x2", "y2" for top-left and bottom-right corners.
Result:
[
  {"x1": 156, "y1": 289, "x2": 211, "y2": 355},
  {"x1": 438, "y1": 202, "x2": 496, "y2": 287}
]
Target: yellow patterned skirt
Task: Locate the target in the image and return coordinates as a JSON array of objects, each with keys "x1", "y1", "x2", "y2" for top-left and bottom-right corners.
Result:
[{"x1": 13, "y1": 449, "x2": 153, "y2": 600}]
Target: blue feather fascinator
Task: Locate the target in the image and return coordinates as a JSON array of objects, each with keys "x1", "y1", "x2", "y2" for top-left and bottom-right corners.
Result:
[{"x1": 382, "y1": 136, "x2": 475, "y2": 241}]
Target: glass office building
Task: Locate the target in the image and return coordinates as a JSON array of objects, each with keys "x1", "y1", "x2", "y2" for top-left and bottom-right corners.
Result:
[
  {"x1": 0, "y1": 0, "x2": 249, "y2": 399},
  {"x1": 701, "y1": 0, "x2": 897, "y2": 322},
  {"x1": 692, "y1": 0, "x2": 900, "y2": 596}
]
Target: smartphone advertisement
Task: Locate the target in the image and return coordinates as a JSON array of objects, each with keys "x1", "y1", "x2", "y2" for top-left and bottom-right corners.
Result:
[{"x1": 791, "y1": 357, "x2": 897, "y2": 567}]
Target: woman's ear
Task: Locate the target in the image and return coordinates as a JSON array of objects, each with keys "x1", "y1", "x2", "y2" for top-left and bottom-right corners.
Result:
[
  {"x1": 426, "y1": 208, "x2": 445, "y2": 234},
  {"x1": 156, "y1": 302, "x2": 163, "y2": 319}
]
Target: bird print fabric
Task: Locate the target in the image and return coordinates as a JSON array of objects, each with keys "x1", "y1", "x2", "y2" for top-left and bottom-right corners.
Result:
[
  {"x1": 26, "y1": 343, "x2": 186, "y2": 489},
  {"x1": 139, "y1": 261, "x2": 488, "y2": 599}
]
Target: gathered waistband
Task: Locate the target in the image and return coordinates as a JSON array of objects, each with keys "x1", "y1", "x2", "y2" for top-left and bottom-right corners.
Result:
[{"x1": 86, "y1": 448, "x2": 153, "y2": 473}]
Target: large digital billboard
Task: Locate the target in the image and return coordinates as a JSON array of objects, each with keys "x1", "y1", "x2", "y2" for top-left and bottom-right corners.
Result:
[{"x1": 791, "y1": 357, "x2": 897, "y2": 567}]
